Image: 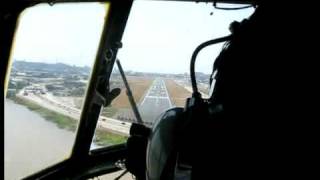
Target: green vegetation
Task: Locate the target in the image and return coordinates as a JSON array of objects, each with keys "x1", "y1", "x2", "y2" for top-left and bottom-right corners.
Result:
[
  {"x1": 45, "y1": 84, "x2": 63, "y2": 91},
  {"x1": 8, "y1": 81, "x2": 16, "y2": 89},
  {"x1": 63, "y1": 80, "x2": 86, "y2": 88},
  {"x1": 6, "y1": 89, "x2": 16, "y2": 98},
  {"x1": 16, "y1": 81, "x2": 29, "y2": 90},
  {"x1": 101, "y1": 106, "x2": 118, "y2": 117},
  {"x1": 13, "y1": 97, "x2": 78, "y2": 131},
  {"x1": 12, "y1": 96, "x2": 127, "y2": 146},
  {"x1": 9, "y1": 81, "x2": 29, "y2": 91},
  {"x1": 95, "y1": 129, "x2": 128, "y2": 146},
  {"x1": 69, "y1": 87, "x2": 85, "y2": 97}
]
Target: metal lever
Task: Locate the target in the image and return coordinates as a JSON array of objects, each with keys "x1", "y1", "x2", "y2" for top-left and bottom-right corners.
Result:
[
  {"x1": 114, "y1": 170, "x2": 129, "y2": 180},
  {"x1": 116, "y1": 59, "x2": 143, "y2": 124}
]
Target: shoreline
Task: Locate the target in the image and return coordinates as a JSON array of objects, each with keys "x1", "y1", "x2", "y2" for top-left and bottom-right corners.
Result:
[{"x1": 9, "y1": 96, "x2": 127, "y2": 146}]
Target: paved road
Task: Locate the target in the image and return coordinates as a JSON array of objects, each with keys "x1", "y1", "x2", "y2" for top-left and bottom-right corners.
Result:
[
  {"x1": 138, "y1": 78, "x2": 173, "y2": 124},
  {"x1": 17, "y1": 88, "x2": 130, "y2": 135}
]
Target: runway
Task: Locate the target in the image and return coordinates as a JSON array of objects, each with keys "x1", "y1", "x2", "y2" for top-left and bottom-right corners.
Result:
[{"x1": 139, "y1": 78, "x2": 173, "y2": 124}]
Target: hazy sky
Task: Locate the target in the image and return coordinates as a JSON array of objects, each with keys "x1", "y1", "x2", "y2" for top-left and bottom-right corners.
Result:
[
  {"x1": 13, "y1": 3, "x2": 106, "y2": 67},
  {"x1": 12, "y1": 1, "x2": 253, "y2": 74}
]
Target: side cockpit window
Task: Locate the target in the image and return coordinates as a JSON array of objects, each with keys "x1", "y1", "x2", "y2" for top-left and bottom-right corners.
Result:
[{"x1": 4, "y1": 3, "x2": 108, "y2": 179}]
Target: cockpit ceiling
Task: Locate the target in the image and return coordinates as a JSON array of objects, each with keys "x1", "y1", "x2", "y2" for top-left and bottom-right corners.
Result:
[{"x1": 10, "y1": 0, "x2": 259, "y2": 5}]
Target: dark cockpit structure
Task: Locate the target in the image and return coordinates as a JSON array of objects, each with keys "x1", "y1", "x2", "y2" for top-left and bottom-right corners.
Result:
[{"x1": 2, "y1": 0, "x2": 313, "y2": 180}]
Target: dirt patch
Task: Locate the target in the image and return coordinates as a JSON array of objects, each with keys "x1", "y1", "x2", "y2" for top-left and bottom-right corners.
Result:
[
  {"x1": 165, "y1": 79, "x2": 192, "y2": 107},
  {"x1": 69, "y1": 76, "x2": 152, "y2": 118},
  {"x1": 111, "y1": 76, "x2": 153, "y2": 108}
]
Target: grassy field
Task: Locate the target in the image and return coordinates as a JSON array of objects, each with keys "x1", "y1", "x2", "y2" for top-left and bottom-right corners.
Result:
[
  {"x1": 165, "y1": 79, "x2": 192, "y2": 107},
  {"x1": 100, "y1": 106, "x2": 118, "y2": 117},
  {"x1": 111, "y1": 76, "x2": 153, "y2": 108},
  {"x1": 12, "y1": 96, "x2": 127, "y2": 146},
  {"x1": 71, "y1": 76, "x2": 152, "y2": 118},
  {"x1": 95, "y1": 128, "x2": 128, "y2": 146},
  {"x1": 13, "y1": 96, "x2": 78, "y2": 131}
]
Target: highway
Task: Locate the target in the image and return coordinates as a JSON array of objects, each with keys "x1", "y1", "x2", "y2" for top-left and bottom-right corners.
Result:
[
  {"x1": 17, "y1": 89, "x2": 131, "y2": 135},
  {"x1": 138, "y1": 78, "x2": 173, "y2": 124}
]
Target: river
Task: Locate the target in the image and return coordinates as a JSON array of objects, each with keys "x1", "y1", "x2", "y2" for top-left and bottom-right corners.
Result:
[{"x1": 5, "y1": 99, "x2": 77, "y2": 180}]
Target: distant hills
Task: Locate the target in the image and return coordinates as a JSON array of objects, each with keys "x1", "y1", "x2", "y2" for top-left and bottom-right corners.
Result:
[
  {"x1": 11, "y1": 60, "x2": 210, "y2": 83},
  {"x1": 12, "y1": 60, "x2": 91, "y2": 75}
]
